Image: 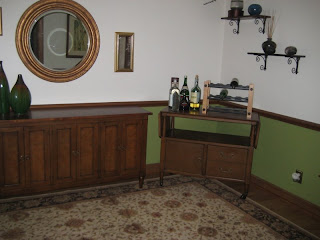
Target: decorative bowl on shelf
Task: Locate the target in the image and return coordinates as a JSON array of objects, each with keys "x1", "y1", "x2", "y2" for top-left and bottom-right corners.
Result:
[
  {"x1": 248, "y1": 4, "x2": 262, "y2": 16},
  {"x1": 285, "y1": 46, "x2": 297, "y2": 56}
]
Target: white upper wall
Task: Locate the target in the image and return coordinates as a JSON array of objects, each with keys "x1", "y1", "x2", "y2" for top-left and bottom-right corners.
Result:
[
  {"x1": 0, "y1": 0, "x2": 225, "y2": 104},
  {"x1": 1, "y1": 0, "x2": 319, "y2": 124},
  {"x1": 221, "y1": 0, "x2": 320, "y2": 123}
]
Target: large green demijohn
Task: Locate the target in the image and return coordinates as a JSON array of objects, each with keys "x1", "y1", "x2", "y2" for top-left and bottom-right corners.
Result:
[
  {"x1": 9, "y1": 74, "x2": 31, "y2": 116},
  {"x1": 0, "y1": 61, "x2": 10, "y2": 115}
]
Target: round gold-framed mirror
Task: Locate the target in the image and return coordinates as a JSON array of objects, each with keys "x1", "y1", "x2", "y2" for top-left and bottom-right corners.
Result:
[{"x1": 16, "y1": 0, "x2": 100, "y2": 82}]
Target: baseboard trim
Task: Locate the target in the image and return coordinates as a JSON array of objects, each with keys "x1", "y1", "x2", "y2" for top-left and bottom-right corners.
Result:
[
  {"x1": 251, "y1": 175, "x2": 320, "y2": 219},
  {"x1": 146, "y1": 163, "x2": 320, "y2": 219}
]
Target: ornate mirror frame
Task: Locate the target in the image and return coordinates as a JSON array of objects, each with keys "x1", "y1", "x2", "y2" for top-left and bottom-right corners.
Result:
[
  {"x1": 114, "y1": 32, "x2": 134, "y2": 72},
  {"x1": 16, "y1": 0, "x2": 100, "y2": 82}
]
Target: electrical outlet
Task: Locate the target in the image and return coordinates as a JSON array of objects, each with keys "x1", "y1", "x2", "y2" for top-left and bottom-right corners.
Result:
[{"x1": 296, "y1": 170, "x2": 303, "y2": 184}]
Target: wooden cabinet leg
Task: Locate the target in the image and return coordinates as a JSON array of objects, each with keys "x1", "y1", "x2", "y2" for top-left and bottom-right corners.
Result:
[
  {"x1": 139, "y1": 175, "x2": 145, "y2": 188},
  {"x1": 240, "y1": 183, "x2": 249, "y2": 199}
]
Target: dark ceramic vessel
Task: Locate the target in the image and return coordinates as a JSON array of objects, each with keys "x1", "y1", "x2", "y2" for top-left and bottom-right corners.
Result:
[
  {"x1": 0, "y1": 61, "x2": 10, "y2": 115},
  {"x1": 248, "y1": 4, "x2": 262, "y2": 16},
  {"x1": 285, "y1": 46, "x2": 297, "y2": 56},
  {"x1": 262, "y1": 38, "x2": 277, "y2": 55},
  {"x1": 9, "y1": 74, "x2": 31, "y2": 116}
]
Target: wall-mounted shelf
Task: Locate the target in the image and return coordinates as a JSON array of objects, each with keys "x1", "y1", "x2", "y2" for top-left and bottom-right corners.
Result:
[
  {"x1": 221, "y1": 15, "x2": 270, "y2": 34},
  {"x1": 247, "y1": 52, "x2": 306, "y2": 74}
]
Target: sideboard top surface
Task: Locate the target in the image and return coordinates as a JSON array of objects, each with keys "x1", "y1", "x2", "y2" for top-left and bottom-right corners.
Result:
[
  {"x1": 0, "y1": 106, "x2": 152, "y2": 124},
  {"x1": 160, "y1": 107, "x2": 259, "y2": 124}
]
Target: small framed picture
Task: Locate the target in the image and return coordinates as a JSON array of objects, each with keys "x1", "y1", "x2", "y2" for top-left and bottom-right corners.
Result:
[
  {"x1": 0, "y1": 8, "x2": 3, "y2": 36},
  {"x1": 66, "y1": 14, "x2": 88, "y2": 58}
]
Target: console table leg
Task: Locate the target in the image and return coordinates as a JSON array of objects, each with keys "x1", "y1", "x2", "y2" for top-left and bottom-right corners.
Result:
[{"x1": 160, "y1": 171, "x2": 164, "y2": 186}]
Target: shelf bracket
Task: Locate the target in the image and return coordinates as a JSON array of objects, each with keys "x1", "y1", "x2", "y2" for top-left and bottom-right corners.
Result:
[
  {"x1": 255, "y1": 54, "x2": 268, "y2": 71},
  {"x1": 229, "y1": 19, "x2": 240, "y2": 34},
  {"x1": 254, "y1": 16, "x2": 268, "y2": 34},
  {"x1": 287, "y1": 56, "x2": 301, "y2": 74}
]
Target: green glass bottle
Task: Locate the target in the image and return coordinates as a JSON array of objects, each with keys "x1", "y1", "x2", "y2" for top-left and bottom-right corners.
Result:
[
  {"x1": 220, "y1": 89, "x2": 228, "y2": 100},
  {"x1": 0, "y1": 61, "x2": 10, "y2": 115},
  {"x1": 9, "y1": 74, "x2": 32, "y2": 116},
  {"x1": 190, "y1": 75, "x2": 201, "y2": 110}
]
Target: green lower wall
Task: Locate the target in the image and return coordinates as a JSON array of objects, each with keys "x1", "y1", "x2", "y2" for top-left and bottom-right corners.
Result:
[{"x1": 143, "y1": 107, "x2": 320, "y2": 207}]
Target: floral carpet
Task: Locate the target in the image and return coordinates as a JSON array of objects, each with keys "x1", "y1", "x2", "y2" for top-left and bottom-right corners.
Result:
[{"x1": 0, "y1": 176, "x2": 318, "y2": 240}]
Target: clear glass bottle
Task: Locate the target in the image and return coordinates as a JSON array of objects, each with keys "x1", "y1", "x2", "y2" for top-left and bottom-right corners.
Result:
[
  {"x1": 190, "y1": 75, "x2": 201, "y2": 110},
  {"x1": 168, "y1": 77, "x2": 180, "y2": 112}
]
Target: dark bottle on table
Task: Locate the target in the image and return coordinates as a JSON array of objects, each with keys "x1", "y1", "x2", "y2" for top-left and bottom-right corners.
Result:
[
  {"x1": 190, "y1": 75, "x2": 201, "y2": 110},
  {"x1": 179, "y1": 75, "x2": 189, "y2": 111},
  {"x1": 179, "y1": 92, "x2": 189, "y2": 111},
  {"x1": 180, "y1": 75, "x2": 189, "y2": 100}
]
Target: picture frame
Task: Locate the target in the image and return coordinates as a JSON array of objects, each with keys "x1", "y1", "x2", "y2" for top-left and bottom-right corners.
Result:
[
  {"x1": 114, "y1": 32, "x2": 134, "y2": 72},
  {"x1": 66, "y1": 14, "x2": 88, "y2": 58},
  {"x1": 0, "y1": 8, "x2": 3, "y2": 36}
]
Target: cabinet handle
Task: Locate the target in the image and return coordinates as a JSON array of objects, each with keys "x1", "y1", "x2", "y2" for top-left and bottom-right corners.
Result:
[
  {"x1": 19, "y1": 155, "x2": 25, "y2": 162},
  {"x1": 72, "y1": 150, "x2": 77, "y2": 156},
  {"x1": 219, "y1": 167, "x2": 232, "y2": 173},
  {"x1": 25, "y1": 155, "x2": 30, "y2": 161}
]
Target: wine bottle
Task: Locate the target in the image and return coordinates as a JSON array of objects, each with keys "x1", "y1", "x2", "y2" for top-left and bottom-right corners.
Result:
[
  {"x1": 230, "y1": 78, "x2": 239, "y2": 89},
  {"x1": 190, "y1": 75, "x2": 201, "y2": 110},
  {"x1": 168, "y1": 77, "x2": 180, "y2": 111},
  {"x1": 220, "y1": 89, "x2": 228, "y2": 100},
  {"x1": 180, "y1": 75, "x2": 189, "y2": 100},
  {"x1": 179, "y1": 92, "x2": 189, "y2": 111},
  {"x1": 179, "y1": 75, "x2": 189, "y2": 111}
]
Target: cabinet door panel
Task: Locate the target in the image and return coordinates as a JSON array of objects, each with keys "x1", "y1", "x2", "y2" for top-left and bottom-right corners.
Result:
[
  {"x1": 165, "y1": 140, "x2": 203, "y2": 175},
  {"x1": 100, "y1": 122, "x2": 121, "y2": 177},
  {"x1": 53, "y1": 125, "x2": 77, "y2": 184},
  {"x1": 24, "y1": 126, "x2": 51, "y2": 187},
  {"x1": 0, "y1": 128, "x2": 25, "y2": 190},
  {"x1": 122, "y1": 120, "x2": 141, "y2": 175},
  {"x1": 77, "y1": 123, "x2": 99, "y2": 180},
  {"x1": 206, "y1": 145, "x2": 247, "y2": 180}
]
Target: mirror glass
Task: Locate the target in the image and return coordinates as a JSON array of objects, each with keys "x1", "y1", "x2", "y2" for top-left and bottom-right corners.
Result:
[
  {"x1": 30, "y1": 11, "x2": 89, "y2": 71},
  {"x1": 115, "y1": 32, "x2": 134, "y2": 72},
  {"x1": 16, "y1": 0, "x2": 100, "y2": 82}
]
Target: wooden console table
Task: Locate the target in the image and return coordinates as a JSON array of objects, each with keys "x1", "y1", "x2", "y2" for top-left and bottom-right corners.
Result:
[
  {"x1": 0, "y1": 106, "x2": 151, "y2": 198},
  {"x1": 159, "y1": 107, "x2": 260, "y2": 199}
]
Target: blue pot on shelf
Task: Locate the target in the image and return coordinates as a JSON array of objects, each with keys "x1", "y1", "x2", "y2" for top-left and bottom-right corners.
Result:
[{"x1": 248, "y1": 4, "x2": 262, "y2": 16}]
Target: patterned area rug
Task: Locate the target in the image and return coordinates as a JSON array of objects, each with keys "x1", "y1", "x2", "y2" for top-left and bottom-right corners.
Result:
[{"x1": 0, "y1": 176, "x2": 318, "y2": 240}]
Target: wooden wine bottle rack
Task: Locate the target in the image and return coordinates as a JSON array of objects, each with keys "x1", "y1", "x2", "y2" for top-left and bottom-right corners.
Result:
[{"x1": 202, "y1": 81, "x2": 254, "y2": 119}]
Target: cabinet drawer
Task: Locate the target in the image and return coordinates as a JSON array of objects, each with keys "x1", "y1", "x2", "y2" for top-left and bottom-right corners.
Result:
[
  {"x1": 206, "y1": 145, "x2": 248, "y2": 180},
  {"x1": 207, "y1": 145, "x2": 248, "y2": 164},
  {"x1": 164, "y1": 140, "x2": 203, "y2": 175},
  {"x1": 206, "y1": 161, "x2": 246, "y2": 180}
]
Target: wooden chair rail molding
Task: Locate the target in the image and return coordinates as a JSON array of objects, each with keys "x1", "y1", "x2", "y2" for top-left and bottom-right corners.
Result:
[{"x1": 31, "y1": 100, "x2": 320, "y2": 131}]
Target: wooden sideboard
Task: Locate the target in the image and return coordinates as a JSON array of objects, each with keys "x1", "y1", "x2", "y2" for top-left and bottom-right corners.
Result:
[
  {"x1": 0, "y1": 106, "x2": 152, "y2": 198},
  {"x1": 159, "y1": 107, "x2": 260, "y2": 199}
]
